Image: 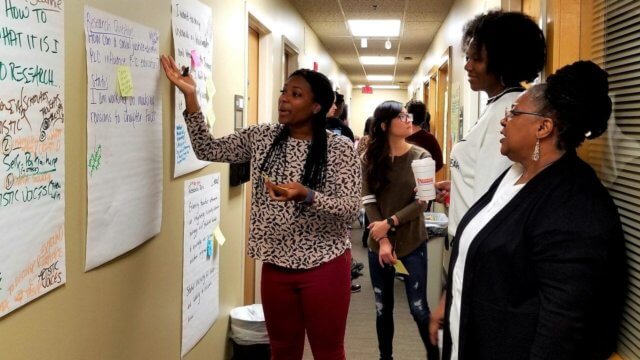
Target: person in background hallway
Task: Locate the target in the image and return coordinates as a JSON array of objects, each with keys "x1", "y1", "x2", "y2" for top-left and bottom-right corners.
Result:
[
  {"x1": 325, "y1": 92, "x2": 361, "y2": 292},
  {"x1": 405, "y1": 100, "x2": 444, "y2": 172},
  {"x1": 356, "y1": 116, "x2": 374, "y2": 157},
  {"x1": 357, "y1": 116, "x2": 374, "y2": 248},
  {"x1": 327, "y1": 91, "x2": 355, "y2": 142},
  {"x1": 161, "y1": 55, "x2": 360, "y2": 360},
  {"x1": 339, "y1": 103, "x2": 349, "y2": 126},
  {"x1": 432, "y1": 61, "x2": 627, "y2": 360},
  {"x1": 362, "y1": 101, "x2": 440, "y2": 360},
  {"x1": 434, "y1": 10, "x2": 546, "y2": 235}
]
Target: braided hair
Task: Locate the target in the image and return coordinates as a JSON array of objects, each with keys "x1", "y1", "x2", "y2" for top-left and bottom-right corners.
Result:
[{"x1": 258, "y1": 69, "x2": 334, "y2": 194}]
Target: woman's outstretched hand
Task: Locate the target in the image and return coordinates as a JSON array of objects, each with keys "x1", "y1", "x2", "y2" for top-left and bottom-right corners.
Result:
[{"x1": 160, "y1": 55, "x2": 200, "y2": 113}]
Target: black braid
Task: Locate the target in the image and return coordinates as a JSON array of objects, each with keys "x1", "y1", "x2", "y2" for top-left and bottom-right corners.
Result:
[
  {"x1": 300, "y1": 111, "x2": 327, "y2": 192},
  {"x1": 257, "y1": 69, "x2": 332, "y2": 212}
]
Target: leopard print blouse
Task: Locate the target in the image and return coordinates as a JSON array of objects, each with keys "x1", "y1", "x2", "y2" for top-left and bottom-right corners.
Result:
[{"x1": 184, "y1": 111, "x2": 361, "y2": 269}]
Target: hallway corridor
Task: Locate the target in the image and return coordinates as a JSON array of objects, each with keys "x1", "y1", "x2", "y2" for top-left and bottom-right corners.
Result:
[{"x1": 303, "y1": 226, "x2": 428, "y2": 359}]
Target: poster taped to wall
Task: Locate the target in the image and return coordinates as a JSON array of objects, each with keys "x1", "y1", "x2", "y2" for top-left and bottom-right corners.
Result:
[
  {"x1": 0, "y1": 0, "x2": 66, "y2": 318},
  {"x1": 171, "y1": 0, "x2": 214, "y2": 178},
  {"x1": 182, "y1": 173, "x2": 220, "y2": 356},
  {"x1": 84, "y1": 6, "x2": 162, "y2": 270}
]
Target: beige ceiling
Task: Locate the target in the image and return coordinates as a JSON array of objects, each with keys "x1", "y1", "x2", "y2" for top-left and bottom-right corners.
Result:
[{"x1": 288, "y1": 0, "x2": 454, "y2": 88}]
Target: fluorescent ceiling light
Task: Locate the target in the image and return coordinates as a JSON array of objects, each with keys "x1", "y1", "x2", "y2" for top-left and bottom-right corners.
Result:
[
  {"x1": 357, "y1": 85, "x2": 401, "y2": 89},
  {"x1": 360, "y1": 56, "x2": 396, "y2": 65},
  {"x1": 367, "y1": 75, "x2": 393, "y2": 81},
  {"x1": 360, "y1": 38, "x2": 367, "y2": 48},
  {"x1": 348, "y1": 20, "x2": 401, "y2": 37}
]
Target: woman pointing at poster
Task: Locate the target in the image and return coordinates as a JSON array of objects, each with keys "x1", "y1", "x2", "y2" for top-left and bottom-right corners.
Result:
[{"x1": 161, "y1": 55, "x2": 360, "y2": 360}]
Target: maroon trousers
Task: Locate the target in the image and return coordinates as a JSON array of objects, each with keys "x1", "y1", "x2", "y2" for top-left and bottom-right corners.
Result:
[{"x1": 261, "y1": 250, "x2": 352, "y2": 360}]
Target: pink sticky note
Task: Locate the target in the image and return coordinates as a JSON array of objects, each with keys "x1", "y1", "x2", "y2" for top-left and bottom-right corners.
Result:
[{"x1": 190, "y1": 49, "x2": 201, "y2": 68}]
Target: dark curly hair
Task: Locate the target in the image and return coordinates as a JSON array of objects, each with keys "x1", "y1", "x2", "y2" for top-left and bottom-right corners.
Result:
[
  {"x1": 363, "y1": 101, "x2": 403, "y2": 193},
  {"x1": 529, "y1": 60, "x2": 612, "y2": 150},
  {"x1": 405, "y1": 99, "x2": 430, "y2": 128},
  {"x1": 462, "y1": 10, "x2": 546, "y2": 86},
  {"x1": 259, "y1": 69, "x2": 334, "y2": 194}
]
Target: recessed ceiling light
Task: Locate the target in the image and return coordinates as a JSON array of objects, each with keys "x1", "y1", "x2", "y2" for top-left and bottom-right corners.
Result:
[
  {"x1": 367, "y1": 74, "x2": 393, "y2": 81},
  {"x1": 384, "y1": 39, "x2": 391, "y2": 50},
  {"x1": 360, "y1": 38, "x2": 367, "y2": 48},
  {"x1": 348, "y1": 20, "x2": 401, "y2": 37},
  {"x1": 360, "y1": 56, "x2": 396, "y2": 65},
  {"x1": 357, "y1": 85, "x2": 401, "y2": 89}
]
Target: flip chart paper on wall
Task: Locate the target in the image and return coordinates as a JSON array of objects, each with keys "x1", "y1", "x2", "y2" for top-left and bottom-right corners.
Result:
[
  {"x1": 84, "y1": 7, "x2": 162, "y2": 270},
  {"x1": 0, "y1": 0, "x2": 66, "y2": 318},
  {"x1": 182, "y1": 173, "x2": 220, "y2": 357},
  {"x1": 172, "y1": 0, "x2": 214, "y2": 178}
]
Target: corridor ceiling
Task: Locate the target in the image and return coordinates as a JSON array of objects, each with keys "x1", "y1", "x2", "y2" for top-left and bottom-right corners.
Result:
[{"x1": 288, "y1": 0, "x2": 455, "y2": 88}]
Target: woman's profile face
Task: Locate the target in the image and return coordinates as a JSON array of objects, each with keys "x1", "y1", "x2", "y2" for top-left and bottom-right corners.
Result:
[
  {"x1": 499, "y1": 91, "x2": 544, "y2": 162},
  {"x1": 464, "y1": 43, "x2": 501, "y2": 94},
  {"x1": 278, "y1": 75, "x2": 318, "y2": 126},
  {"x1": 387, "y1": 109, "x2": 413, "y2": 139}
]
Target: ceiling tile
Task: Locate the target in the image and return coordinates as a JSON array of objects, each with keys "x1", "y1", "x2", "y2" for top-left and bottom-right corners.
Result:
[{"x1": 288, "y1": 0, "x2": 454, "y2": 86}]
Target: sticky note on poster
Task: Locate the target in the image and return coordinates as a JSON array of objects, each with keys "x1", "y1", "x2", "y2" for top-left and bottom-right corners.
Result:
[
  {"x1": 206, "y1": 78, "x2": 216, "y2": 99},
  {"x1": 116, "y1": 66, "x2": 134, "y2": 97},
  {"x1": 213, "y1": 226, "x2": 226, "y2": 246},
  {"x1": 190, "y1": 49, "x2": 201, "y2": 68},
  {"x1": 206, "y1": 105, "x2": 216, "y2": 128}
]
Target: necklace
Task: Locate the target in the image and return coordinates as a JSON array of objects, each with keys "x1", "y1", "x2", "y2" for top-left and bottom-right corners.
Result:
[{"x1": 486, "y1": 86, "x2": 525, "y2": 104}]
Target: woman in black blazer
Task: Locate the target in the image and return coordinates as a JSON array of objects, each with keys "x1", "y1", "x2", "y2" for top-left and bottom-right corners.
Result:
[{"x1": 431, "y1": 61, "x2": 627, "y2": 359}]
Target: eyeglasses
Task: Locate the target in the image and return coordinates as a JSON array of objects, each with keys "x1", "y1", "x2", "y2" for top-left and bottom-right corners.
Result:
[
  {"x1": 505, "y1": 106, "x2": 546, "y2": 121},
  {"x1": 396, "y1": 113, "x2": 413, "y2": 123}
]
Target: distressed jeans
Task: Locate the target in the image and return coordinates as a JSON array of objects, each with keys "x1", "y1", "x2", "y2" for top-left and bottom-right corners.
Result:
[{"x1": 368, "y1": 242, "x2": 440, "y2": 360}]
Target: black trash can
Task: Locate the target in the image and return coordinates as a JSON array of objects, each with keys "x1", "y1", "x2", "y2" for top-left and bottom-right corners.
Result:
[{"x1": 230, "y1": 304, "x2": 270, "y2": 360}]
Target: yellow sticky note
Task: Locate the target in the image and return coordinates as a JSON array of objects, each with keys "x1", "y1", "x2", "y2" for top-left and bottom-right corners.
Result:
[
  {"x1": 206, "y1": 103, "x2": 216, "y2": 128},
  {"x1": 394, "y1": 260, "x2": 409, "y2": 276},
  {"x1": 206, "y1": 78, "x2": 216, "y2": 99},
  {"x1": 116, "y1": 65, "x2": 134, "y2": 97},
  {"x1": 213, "y1": 226, "x2": 226, "y2": 246}
]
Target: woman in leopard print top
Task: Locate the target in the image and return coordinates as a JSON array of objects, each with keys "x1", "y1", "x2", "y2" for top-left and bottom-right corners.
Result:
[{"x1": 161, "y1": 55, "x2": 360, "y2": 360}]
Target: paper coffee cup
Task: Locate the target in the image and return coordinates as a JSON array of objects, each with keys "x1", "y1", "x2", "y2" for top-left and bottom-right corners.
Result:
[{"x1": 411, "y1": 158, "x2": 436, "y2": 201}]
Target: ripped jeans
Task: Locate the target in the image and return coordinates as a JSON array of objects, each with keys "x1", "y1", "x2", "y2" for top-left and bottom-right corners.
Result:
[{"x1": 368, "y1": 242, "x2": 440, "y2": 360}]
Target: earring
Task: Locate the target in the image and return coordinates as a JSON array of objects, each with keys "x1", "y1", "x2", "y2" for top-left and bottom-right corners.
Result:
[{"x1": 532, "y1": 138, "x2": 540, "y2": 161}]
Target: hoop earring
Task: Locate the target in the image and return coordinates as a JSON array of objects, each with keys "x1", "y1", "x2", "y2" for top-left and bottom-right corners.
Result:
[{"x1": 532, "y1": 138, "x2": 540, "y2": 161}]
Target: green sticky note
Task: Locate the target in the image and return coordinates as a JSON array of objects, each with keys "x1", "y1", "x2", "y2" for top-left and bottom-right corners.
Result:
[
  {"x1": 117, "y1": 65, "x2": 134, "y2": 97},
  {"x1": 206, "y1": 78, "x2": 216, "y2": 99},
  {"x1": 394, "y1": 260, "x2": 409, "y2": 275}
]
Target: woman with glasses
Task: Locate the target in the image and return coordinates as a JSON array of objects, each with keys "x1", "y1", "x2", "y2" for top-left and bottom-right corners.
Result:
[
  {"x1": 161, "y1": 55, "x2": 361, "y2": 360},
  {"x1": 439, "y1": 61, "x2": 626, "y2": 359},
  {"x1": 362, "y1": 100, "x2": 440, "y2": 360}
]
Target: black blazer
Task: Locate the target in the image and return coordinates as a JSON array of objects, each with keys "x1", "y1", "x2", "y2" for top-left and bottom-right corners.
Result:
[{"x1": 443, "y1": 152, "x2": 626, "y2": 360}]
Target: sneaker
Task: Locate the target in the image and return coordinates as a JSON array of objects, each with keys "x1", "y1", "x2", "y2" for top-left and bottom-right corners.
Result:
[{"x1": 350, "y1": 283, "x2": 362, "y2": 293}]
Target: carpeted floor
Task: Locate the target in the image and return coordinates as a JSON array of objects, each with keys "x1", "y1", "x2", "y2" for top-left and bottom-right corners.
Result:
[{"x1": 302, "y1": 226, "x2": 429, "y2": 360}]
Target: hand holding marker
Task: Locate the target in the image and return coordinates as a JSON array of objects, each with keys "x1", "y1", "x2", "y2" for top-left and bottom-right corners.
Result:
[{"x1": 261, "y1": 172, "x2": 289, "y2": 195}]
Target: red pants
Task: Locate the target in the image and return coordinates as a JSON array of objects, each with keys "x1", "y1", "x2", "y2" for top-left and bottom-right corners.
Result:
[{"x1": 261, "y1": 250, "x2": 351, "y2": 360}]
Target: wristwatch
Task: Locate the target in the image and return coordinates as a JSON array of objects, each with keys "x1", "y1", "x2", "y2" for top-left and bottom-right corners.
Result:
[{"x1": 386, "y1": 217, "x2": 396, "y2": 233}]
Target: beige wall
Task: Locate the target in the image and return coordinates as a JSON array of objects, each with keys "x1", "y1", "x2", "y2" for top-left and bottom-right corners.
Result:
[
  {"x1": 248, "y1": 0, "x2": 351, "y2": 124},
  {"x1": 350, "y1": 89, "x2": 410, "y2": 137},
  {"x1": 0, "y1": 0, "x2": 347, "y2": 359},
  {"x1": 408, "y1": 0, "x2": 501, "y2": 136}
]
